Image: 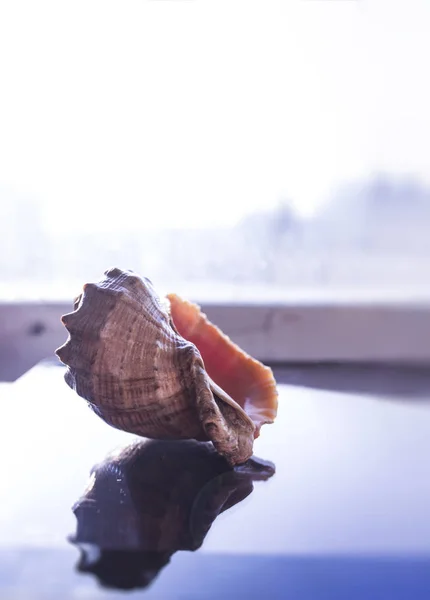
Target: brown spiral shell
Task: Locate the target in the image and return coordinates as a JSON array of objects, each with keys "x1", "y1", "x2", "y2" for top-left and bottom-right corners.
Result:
[{"x1": 56, "y1": 268, "x2": 278, "y2": 465}]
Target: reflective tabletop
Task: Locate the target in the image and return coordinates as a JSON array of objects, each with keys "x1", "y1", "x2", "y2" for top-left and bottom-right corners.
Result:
[{"x1": 1, "y1": 361, "x2": 430, "y2": 599}]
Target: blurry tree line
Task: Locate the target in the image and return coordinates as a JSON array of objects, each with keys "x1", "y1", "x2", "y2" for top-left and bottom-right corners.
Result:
[{"x1": 1, "y1": 174, "x2": 430, "y2": 297}]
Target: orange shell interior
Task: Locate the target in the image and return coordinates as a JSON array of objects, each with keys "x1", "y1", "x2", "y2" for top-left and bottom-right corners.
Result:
[{"x1": 167, "y1": 294, "x2": 278, "y2": 437}]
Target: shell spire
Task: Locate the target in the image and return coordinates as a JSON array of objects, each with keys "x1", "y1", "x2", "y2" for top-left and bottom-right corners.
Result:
[{"x1": 56, "y1": 268, "x2": 278, "y2": 465}]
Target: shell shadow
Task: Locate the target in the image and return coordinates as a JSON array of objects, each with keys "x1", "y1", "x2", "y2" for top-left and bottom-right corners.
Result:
[{"x1": 68, "y1": 439, "x2": 275, "y2": 591}]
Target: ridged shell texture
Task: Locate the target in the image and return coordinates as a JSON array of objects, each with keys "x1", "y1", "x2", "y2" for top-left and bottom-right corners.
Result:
[{"x1": 56, "y1": 268, "x2": 278, "y2": 465}]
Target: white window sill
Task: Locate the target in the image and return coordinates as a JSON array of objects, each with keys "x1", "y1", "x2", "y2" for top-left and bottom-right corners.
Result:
[{"x1": 1, "y1": 296, "x2": 429, "y2": 381}]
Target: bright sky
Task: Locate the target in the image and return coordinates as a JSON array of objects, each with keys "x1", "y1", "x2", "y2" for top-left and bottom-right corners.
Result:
[{"x1": 0, "y1": 0, "x2": 429, "y2": 231}]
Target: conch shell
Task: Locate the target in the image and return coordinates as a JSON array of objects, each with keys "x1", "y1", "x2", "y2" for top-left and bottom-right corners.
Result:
[{"x1": 55, "y1": 268, "x2": 278, "y2": 465}]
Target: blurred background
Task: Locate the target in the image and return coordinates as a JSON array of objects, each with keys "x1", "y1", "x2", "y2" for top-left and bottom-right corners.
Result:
[{"x1": 1, "y1": 0, "x2": 429, "y2": 302}]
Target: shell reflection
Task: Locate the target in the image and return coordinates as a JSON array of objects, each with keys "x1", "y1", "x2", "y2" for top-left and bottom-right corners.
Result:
[{"x1": 69, "y1": 439, "x2": 275, "y2": 591}]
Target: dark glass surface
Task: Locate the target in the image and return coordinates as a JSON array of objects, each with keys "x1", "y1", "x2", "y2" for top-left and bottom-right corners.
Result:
[{"x1": 1, "y1": 361, "x2": 430, "y2": 599}]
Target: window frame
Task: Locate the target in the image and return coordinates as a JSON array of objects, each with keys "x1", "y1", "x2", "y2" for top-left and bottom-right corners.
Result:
[{"x1": 1, "y1": 299, "x2": 429, "y2": 381}]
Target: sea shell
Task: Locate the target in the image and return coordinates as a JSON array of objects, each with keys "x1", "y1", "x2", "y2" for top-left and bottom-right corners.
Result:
[
  {"x1": 55, "y1": 267, "x2": 278, "y2": 465},
  {"x1": 70, "y1": 439, "x2": 275, "y2": 590}
]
